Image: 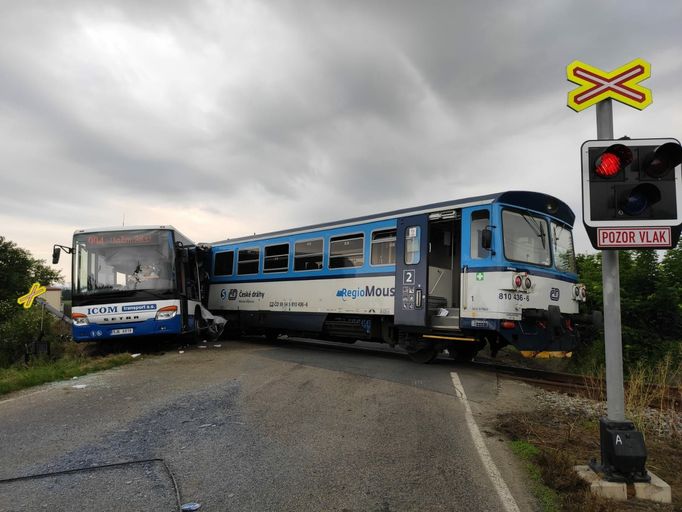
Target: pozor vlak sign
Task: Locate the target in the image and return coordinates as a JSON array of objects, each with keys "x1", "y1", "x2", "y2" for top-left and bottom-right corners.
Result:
[{"x1": 581, "y1": 138, "x2": 682, "y2": 249}]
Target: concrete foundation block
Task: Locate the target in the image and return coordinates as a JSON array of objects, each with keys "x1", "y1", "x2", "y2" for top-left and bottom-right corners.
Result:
[
  {"x1": 634, "y1": 471, "x2": 672, "y2": 504},
  {"x1": 574, "y1": 465, "x2": 627, "y2": 501}
]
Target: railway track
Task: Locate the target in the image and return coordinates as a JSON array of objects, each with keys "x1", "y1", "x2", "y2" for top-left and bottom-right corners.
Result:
[{"x1": 467, "y1": 359, "x2": 682, "y2": 412}]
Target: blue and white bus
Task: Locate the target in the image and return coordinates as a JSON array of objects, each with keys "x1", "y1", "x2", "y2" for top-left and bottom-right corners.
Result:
[
  {"x1": 54, "y1": 226, "x2": 223, "y2": 342},
  {"x1": 206, "y1": 191, "x2": 591, "y2": 363}
]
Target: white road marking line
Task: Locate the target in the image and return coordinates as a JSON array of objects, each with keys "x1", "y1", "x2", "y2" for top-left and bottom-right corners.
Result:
[{"x1": 451, "y1": 372, "x2": 521, "y2": 512}]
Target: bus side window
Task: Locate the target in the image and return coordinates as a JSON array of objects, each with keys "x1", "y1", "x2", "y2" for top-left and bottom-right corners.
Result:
[{"x1": 470, "y1": 211, "x2": 491, "y2": 259}]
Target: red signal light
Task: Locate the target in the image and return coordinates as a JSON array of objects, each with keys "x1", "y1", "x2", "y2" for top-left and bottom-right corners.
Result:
[
  {"x1": 595, "y1": 153, "x2": 621, "y2": 177},
  {"x1": 594, "y1": 143, "x2": 633, "y2": 178}
]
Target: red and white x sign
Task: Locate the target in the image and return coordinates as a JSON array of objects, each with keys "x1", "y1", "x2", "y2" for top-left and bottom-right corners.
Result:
[{"x1": 567, "y1": 59, "x2": 652, "y2": 112}]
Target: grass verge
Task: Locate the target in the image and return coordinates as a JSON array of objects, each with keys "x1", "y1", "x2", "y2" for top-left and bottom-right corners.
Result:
[
  {"x1": 0, "y1": 354, "x2": 134, "y2": 396},
  {"x1": 499, "y1": 408, "x2": 680, "y2": 511},
  {"x1": 509, "y1": 439, "x2": 561, "y2": 512}
]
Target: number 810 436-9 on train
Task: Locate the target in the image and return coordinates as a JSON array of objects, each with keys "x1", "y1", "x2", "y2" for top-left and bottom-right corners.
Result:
[{"x1": 206, "y1": 191, "x2": 597, "y2": 363}]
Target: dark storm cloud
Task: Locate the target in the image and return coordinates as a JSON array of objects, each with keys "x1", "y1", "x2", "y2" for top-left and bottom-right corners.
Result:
[{"x1": 1, "y1": 0, "x2": 681, "y2": 254}]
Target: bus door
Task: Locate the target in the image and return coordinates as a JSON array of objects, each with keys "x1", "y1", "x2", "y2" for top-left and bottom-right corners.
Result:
[
  {"x1": 394, "y1": 214, "x2": 429, "y2": 327},
  {"x1": 176, "y1": 247, "x2": 201, "y2": 330}
]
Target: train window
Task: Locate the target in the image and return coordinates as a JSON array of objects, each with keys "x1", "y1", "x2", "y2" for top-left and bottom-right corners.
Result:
[
  {"x1": 237, "y1": 247, "x2": 260, "y2": 275},
  {"x1": 470, "y1": 210, "x2": 491, "y2": 259},
  {"x1": 502, "y1": 210, "x2": 551, "y2": 266},
  {"x1": 264, "y1": 243, "x2": 289, "y2": 273},
  {"x1": 214, "y1": 251, "x2": 234, "y2": 276},
  {"x1": 405, "y1": 226, "x2": 421, "y2": 265},
  {"x1": 551, "y1": 222, "x2": 577, "y2": 273},
  {"x1": 371, "y1": 229, "x2": 396, "y2": 265},
  {"x1": 329, "y1": 233, "x2": 364, "y2": 269},
  {"x1": 294, "y1": 239, "x2": 323, "y2": 271}
]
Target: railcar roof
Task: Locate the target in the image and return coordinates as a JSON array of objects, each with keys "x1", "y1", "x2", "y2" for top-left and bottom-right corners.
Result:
[{"x1": 211, "y1": 190, "x2": 574, "y2": 246}]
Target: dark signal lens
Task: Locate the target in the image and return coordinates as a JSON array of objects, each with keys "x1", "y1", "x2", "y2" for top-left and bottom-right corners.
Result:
[
  {"x1": 643, "y1": 142, "x2": 682, "y2": 179},
  {"x1": 621, "y1": 184, "x2": 661, "y2": 216}
]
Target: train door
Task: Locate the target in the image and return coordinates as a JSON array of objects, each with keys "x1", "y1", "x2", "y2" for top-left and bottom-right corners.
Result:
[
  {"x1": 394, "y1": 214, "x2": 429, "y2": 327},
  {"x1": 427, "y1": 210, "x2": 461, "y2": 330}
]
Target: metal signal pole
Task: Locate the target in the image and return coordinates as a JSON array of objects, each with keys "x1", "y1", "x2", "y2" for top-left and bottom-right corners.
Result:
[{"x1": 596, "y1": 99, "x2": 626, "y2": 422}]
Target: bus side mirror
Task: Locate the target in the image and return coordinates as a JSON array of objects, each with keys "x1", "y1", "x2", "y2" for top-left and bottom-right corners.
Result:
[
  {"x1": 481, "y1": 229, "x2": 492, "y2": 250},
  {"x1": 52, "y1": 246, "x2": 61, "y2": 264}
]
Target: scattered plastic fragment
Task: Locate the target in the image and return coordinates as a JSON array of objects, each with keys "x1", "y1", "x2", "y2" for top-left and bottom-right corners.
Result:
[
  {"x1": 213, "y1": 344, "x2": 222, "y2": 348},
  {"x1": 131, "y1": 353, "x2": 141, "y2": 358},
  {"x1": 199, "y1": 345, "x2": 207, "y2": 349},
  {"x1": 179, "y1": 350, "x2": 185, "y2": 354},
  {"x1": 181, "y1": 503, "x2": 202, "y2": 511},
  {"x1": 228, "y1": 493, "x2": 235, "y2": 498},
  {"x1": 71, "y1": 376, "x2": 78, "y2": 380},
  {"x1": 202, "y1": 340, "x2": 207, "y2": 343},
  {"x1": 72, "y1": 384, "x2": 87, "y2": 389}
]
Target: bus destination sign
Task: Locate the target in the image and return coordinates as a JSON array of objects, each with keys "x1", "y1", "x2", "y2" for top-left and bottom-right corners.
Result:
[{"x1": 87, "y1": 233, "x2": 155, "y2": 247}]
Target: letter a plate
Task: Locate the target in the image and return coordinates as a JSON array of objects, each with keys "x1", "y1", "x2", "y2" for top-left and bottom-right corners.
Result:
[{"x1": 597, "y1": 227, "x2": 671, "y2": 248}]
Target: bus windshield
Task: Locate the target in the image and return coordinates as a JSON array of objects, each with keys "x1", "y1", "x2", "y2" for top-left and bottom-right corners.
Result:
[{"x1": 73, "y1": 229, "x2": 176, "y2": 298}]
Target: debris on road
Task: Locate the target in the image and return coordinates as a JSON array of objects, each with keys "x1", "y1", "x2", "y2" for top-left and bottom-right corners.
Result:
[
  {"x1": 181, "y1": 503, "x2": 201, "y2": 511},
  {"x1": 131, "y1": 353, "x2": 141, "y2": 358}
]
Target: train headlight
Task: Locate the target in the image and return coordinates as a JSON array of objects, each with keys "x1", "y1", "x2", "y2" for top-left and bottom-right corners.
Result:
[
  {"x1": 72, "y1": 313, "x2": 89, "y2": 326},
  {"x1": 573, "y1": 285, "x2": 587, "y2": 302},
  {"x1": 155, "y1": 306, "x2": 178, "y2": 320},
  {"x1": 513, "y1": 275, "x2": 523, "y2": 289}
]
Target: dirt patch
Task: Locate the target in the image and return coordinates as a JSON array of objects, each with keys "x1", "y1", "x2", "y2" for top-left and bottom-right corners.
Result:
[{"x1": 498, "y1": 403, "x2": 682, "y2": 511}]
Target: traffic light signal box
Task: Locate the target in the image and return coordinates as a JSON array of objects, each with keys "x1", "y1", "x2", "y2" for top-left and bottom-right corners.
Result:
[{"x1": 582, "y1": 138, "x2": 682, "y2": 249}]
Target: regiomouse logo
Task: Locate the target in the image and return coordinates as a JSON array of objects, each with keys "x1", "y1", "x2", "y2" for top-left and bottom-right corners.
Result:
[{"x1": 336, "y1": 285, "x2": 395, "y2": 300}]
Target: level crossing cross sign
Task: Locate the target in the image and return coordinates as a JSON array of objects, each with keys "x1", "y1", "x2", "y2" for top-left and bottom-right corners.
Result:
[
  {"x1": 17, "y1": 282, "x2": 47, "y2": 309},
  {"x1": 566, "y1": 59, "x2": 652, "y2": 112}
]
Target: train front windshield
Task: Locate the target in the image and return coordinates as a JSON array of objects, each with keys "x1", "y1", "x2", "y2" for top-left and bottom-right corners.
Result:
[
  {"x1": 73, "y1": 229, "x2": 176, "y2": 301},
  {"x1": 502, "y1": 210, "x2": 576, "y2": 272}
]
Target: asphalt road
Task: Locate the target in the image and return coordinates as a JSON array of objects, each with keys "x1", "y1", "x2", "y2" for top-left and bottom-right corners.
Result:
[{"x1": 0, "y1": 338, "x2": 534, "y2": 511}]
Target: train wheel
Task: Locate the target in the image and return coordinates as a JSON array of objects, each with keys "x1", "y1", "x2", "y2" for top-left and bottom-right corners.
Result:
[
  {"x1": 407, "y1": 348, "x2": 439, "y2": 364},
  {"x1": 449, "y1": 348, "x2": 478, "y2": 362},
  {"x1": 265, "y1": 329, "x2": 280, "y2": 342}
]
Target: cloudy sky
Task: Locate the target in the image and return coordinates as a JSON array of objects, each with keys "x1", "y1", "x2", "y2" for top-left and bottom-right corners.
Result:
[{"x1": 2, "y1": 0, "x2": 682, "y2": 281}]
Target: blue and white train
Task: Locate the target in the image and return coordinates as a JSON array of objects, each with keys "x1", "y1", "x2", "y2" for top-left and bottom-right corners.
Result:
[{"x1": 206, "y1": 191, "x2": 590, "y2": 363}]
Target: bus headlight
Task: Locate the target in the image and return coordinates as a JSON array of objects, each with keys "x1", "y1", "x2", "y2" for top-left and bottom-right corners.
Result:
[
  {"x1": 155, "y1": 306, "x2": 178, "y2": 320},
  {"x1": 72, "y1": 313, "x2": 89, "y2": 326}
]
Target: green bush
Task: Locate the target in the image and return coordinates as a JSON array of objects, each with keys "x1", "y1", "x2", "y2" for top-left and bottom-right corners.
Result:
[
  {"x1": 0, "y1": 306, "x2": 68, "y2": 368},
  {"x1": 575, "y1": 247, "x2": 682, "y2": 373}
]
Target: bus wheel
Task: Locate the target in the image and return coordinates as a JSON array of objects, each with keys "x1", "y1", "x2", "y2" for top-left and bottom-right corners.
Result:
[
  {"x1": 407, "y1": 348, "x2": 439, "y2": 364},
  {"x1": 193, "y1": 308, "x2": 206, "y2": 343}
]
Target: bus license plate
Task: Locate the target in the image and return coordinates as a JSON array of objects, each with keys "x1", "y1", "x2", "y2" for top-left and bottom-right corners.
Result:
[{"x1": 111, "y1": 328, "x2": 133, "y2": 335}]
